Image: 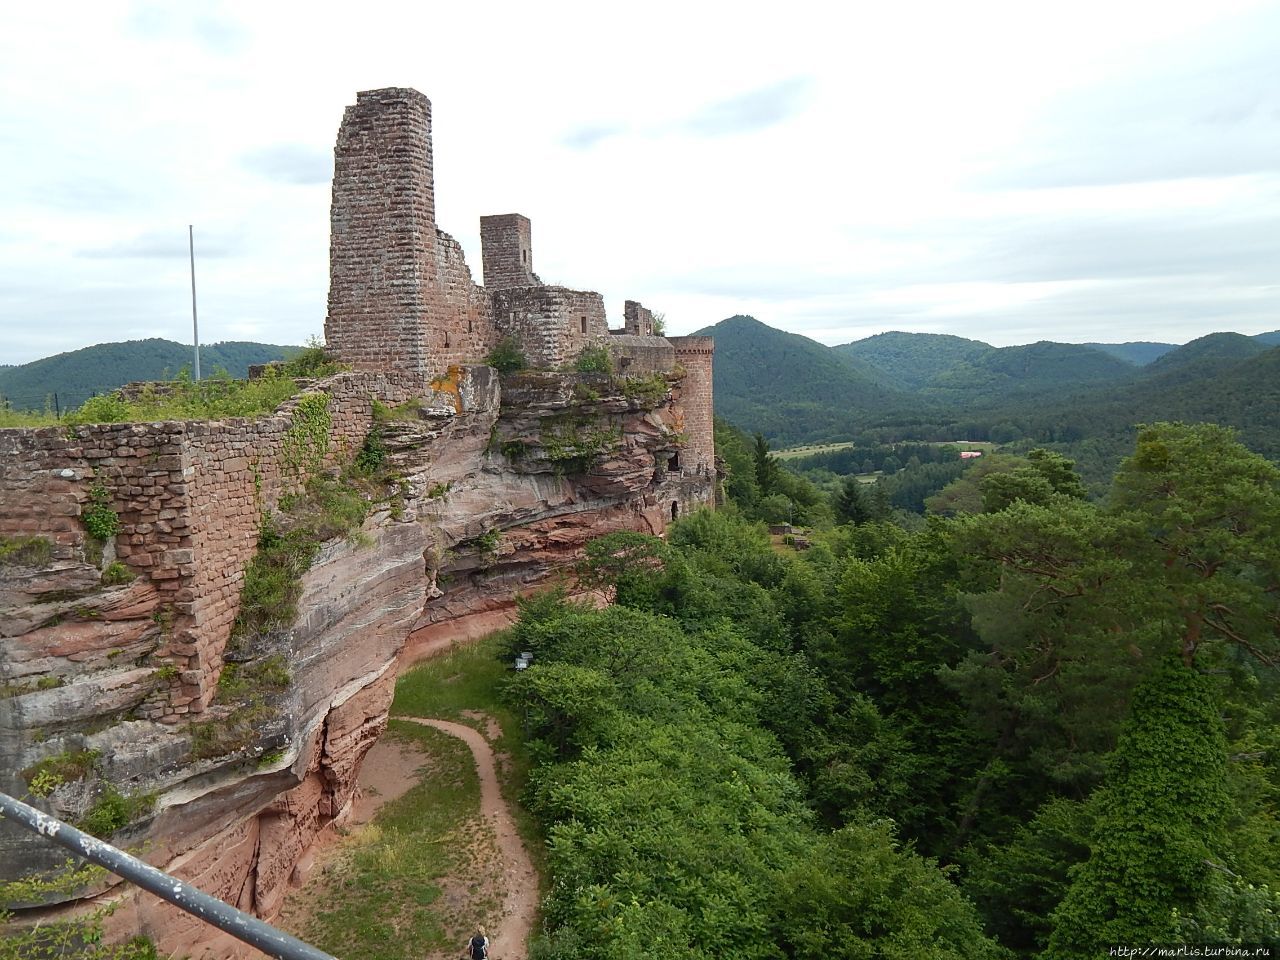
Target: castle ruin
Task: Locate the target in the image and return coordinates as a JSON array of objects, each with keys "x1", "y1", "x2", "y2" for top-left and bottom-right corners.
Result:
[
  {"x1": 324, "y1": 87, "x2": 715, "y2": 476},
  {"x1": 0, "y1": 87, "x2": 715, "y2": 956}
]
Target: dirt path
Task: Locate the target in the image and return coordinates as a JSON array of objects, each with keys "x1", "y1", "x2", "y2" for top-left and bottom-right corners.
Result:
[{"x1": 400, "y1": 717, "x2": 538, "y2": 960}]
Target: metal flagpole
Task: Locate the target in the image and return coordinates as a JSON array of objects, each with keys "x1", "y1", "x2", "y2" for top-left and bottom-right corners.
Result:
[{"x1": 189, "y1": 224, "x2": 201, "y2": 381}]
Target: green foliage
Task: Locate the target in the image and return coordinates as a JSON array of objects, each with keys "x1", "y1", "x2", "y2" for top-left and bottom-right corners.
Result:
[
  {"x1": 486, "y1": 336, "x2": 527, "y2": 374},
  {"x1": 61, "y1": 365, "x2": 328, "y2": 427},
  {"x1": 0, "y1": 535, "x2": 53, "y2": 568},
  {"x1": 23, "y1": 749, "x2": 101, "y2": 793},
  {"x1": 506, "y1": 540, "x2": 1002, "y2": 958},
  {"x1": 618, "y1": 373, "x2": 668, "y2": 407},
  {"x1": 100, "y1": 560, "x2": 133, "y2": 585},
  {"x1": 355, "y1": 426, "x2": 388, "y2": 474},
  {"x1": 277, "y1": 337, "x2": 343, "y2": 379},
  {"x1": 231, "y1": 469, "x2": 371, "y2": 647},
  {"x1": 281, "y1": 392, "x2": 332, "y2": 476},
  {"x1": 773, "y1": 818, "x2": 1004, "y2": 959},
  {"x1": 979, "y1": 448, "x2": 1087, "y2": 512},
  {"x1": 78, "y1": 784, "x2": 156, "y2": 838},
  {"x1": 216, "y1": 654, "x2": 291, "y2": 701},
  {"x1": 574, "y1": 344, "x2": 613, "y2": 373},
  {"x1": 1, "y1": 860, "x2": 157, "y2": 960},
  {"x1": 1046, "y1": 657, "x2": 1237, "y2": 954},
  {"x1": 81, "y1": 482, "x2": 120, "y2": 542}
]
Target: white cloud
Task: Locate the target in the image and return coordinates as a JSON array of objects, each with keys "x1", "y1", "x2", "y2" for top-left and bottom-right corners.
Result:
[{"x1": 1, "y1": 0, "x2": 1278, "y2": 365}]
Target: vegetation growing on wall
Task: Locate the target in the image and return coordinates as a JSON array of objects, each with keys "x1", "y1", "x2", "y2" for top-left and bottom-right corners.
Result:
[
  {"x1": 486, "y1": 336, "x2": 527, "y2": 374},
  {"x1": 0, "y1": 535, "x2": 52, "y2": 569}
]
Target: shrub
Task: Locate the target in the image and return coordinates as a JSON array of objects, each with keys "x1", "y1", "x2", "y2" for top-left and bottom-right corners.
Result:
[
  {"x1": 486, "y1": 336, "x2": 527, "y2": 374},
  {"x1": 78, "y1": 784, "x2": 156, "y2": 838},
  {"x1": 81, "y1": 482, "x2": 119, "y2": 542},
  {"x1": 574, "y1": 344, "x2": 613, "y2": 374},
  {"x1": 100, "y1": 560, "x2": 134, "y2": 585}
]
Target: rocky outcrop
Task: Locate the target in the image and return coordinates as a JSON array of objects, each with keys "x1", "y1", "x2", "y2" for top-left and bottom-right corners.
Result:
[{"x1": 0, "y1": 364, "x2": 712, "y2": 955}]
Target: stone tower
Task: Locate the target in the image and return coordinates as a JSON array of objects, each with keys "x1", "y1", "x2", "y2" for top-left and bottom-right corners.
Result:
[
  {"x1": 668, "y1": 336, "x2": 716, "y2": 477},
  {"x1": 325, "y1": 88, "x2": 438, "y2": 374},
  {"x1": 480, "y1": 214, "x2": 536, "y2": 290}
]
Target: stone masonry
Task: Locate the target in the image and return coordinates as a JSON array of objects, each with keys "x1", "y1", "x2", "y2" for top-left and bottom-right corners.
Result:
[
  {"x1": 324, "y1": 86, "x2": 716, "y2": 451},
  {"x1": 480, "y1": 214, "x2": 537, "y2": 290}
]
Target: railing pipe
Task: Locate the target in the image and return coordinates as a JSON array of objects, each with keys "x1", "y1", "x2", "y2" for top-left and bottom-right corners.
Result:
[{"x1": 0, "y1": 791, "x2": 338, "y2": 960}]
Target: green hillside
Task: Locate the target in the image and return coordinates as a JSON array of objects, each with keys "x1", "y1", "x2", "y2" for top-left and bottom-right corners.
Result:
[
  {"x1": 921, "y1": 341, "x2": 1137, "y2": 408},
  {"x1": 834, "y1": 331, "x2": 994, "y2": 390},
  {"x1": 1081, "y1": 341, "x2": 1176, "y2": 365},
  {"x1": 1139, "y1": 331, "x2": 1270, "y2": 384},
  {"x1": 0, "y1": 339, "x2": 300, "y2": 412},
  {"x1": 693, "y1": 316, "x2": 924, "y2": 446},
  {"x1": 1255, "y1": 330, "x2": 1280, "y2": 346}
]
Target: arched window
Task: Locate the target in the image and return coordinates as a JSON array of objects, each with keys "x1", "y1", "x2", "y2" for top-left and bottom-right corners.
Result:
[{"x1": 671, "y1": 501, "x2": 679, "y2": 521}]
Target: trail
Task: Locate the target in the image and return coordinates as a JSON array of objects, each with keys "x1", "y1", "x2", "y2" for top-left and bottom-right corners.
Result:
[{"x1": 400, "y1": 716, "x2": 538, "y2": 960}]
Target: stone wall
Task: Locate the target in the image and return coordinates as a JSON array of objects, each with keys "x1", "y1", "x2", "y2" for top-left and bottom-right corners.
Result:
[
  {"x1": 480, "y1": 214, "x2": 536, "y2": 290},
  {"x1": 669, "y1": 336, "x2": 716, "y2": 479},
  {"x1": 606, "y1": 334, "x2": 676, "y2": 376},
  {"x1": 492, "y1": 286, "x2": 608, "y2": 368},
  {"x1": 431, "y1": 230, "x2": 497, "y2": 369},
  {"x1": 623, "y1": 300, "x2": 657, "y2": 337},
  {"x1": 326, "y1": 88, "x2": 437, "y2": 375}
]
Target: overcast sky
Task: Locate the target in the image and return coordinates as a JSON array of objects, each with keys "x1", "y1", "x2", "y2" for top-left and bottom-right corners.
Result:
[{"x1": 2, "y1": 0, "x2": 1278, "y2": 365}]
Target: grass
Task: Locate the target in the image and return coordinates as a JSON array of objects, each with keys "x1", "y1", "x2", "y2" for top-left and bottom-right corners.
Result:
[
  {"x1": 287, "y1": 721, "x2": 481, "y2": 960},
  {"x1": 0, "y1": 535, "x2": 53, "y2": 569},
  {"x1": 391, "y1": 634, "x2": 546, "y2": 878},
  {"x1": 288, "y1": 634, "x2": 546, "y2": 959}
]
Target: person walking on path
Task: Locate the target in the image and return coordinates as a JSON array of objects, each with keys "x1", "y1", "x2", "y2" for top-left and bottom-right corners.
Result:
[{"x1": 465, "y1": 925, "x2": 489, "y2": 959}]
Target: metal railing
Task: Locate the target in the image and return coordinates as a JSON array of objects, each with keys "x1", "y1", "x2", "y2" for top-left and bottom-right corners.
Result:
[{"x1": 0, "y1": 791, "x2": 338, "y2": 960}]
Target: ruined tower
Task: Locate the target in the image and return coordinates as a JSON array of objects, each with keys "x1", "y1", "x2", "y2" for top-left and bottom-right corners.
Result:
[
  {"x1": 669, "y1": 336, "x2": 716, "y2": 476},
  {"x1": 480, "y1": 214, "x2": 536, "y2": 290},
  {"x1": 325, "y1": 88, "x2": 438, "y2": 375}
]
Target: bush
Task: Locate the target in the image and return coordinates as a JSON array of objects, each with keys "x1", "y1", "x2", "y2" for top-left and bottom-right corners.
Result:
[
  {"x1": 486, "y1": 336, "x2": 527, "y2": 374},
  {"x1": 574, "y1": 344, "x2": 612, "y2": 374},
  {"x1": 81, "y1": 482, "x2": 119, "y2": 542}
]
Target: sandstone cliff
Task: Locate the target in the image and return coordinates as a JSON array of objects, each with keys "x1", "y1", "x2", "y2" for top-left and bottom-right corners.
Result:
[{"x1": 0, "y1": 364, "x2": 710, "y2": 956}]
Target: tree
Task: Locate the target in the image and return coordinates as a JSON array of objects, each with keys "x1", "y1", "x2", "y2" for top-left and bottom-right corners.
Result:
[
  {"x1": 1047, "y1": 656, "x2": 1234, "y2": 955},
  {"x1": 835, "y1": 477, "x2": 871, "y2": 525},
  {"x1": 1110, "y1": 422, "x2": 1280, "y2": 669},
  {"x1": 752, "y1": 433, "x2": 780, "y2": 497}
]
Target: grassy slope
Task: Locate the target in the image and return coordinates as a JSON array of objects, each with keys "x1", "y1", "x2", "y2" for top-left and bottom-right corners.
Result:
[{"x1": 284, "y1": 636, "x2": 542, "y2": 960}]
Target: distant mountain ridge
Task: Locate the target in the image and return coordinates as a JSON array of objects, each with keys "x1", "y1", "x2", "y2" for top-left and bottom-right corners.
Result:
[
  {"x1": 696, "y1": 316, "x2": 1280, "y2": 451},
  {"x1": 0, "y1": 338, "x2": 300, "y2": 412},
  {"x1": 691, "y1": 316, "x2": 923, "y2": 444}
]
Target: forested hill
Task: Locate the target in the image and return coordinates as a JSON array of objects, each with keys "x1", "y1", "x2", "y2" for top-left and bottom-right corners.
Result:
[
  {"x1": 0, "y1": 339, "x2": 299, "y2": 412},
  {"x1": 919, "y1": 340, "x2": 1138, "y2": 407},
  {"x1": 1138, "y1": 331, "x2": 1272, "y2": 383},
  {"x1": 692, "y1": 316, "x2": 927, "y2": 445},
  {"x1": 834, "y1": 331, "x2": 995, "y2": 389},
  {"x1": 1081, "y1": 340, "x2": 1176, "y2": 365}
]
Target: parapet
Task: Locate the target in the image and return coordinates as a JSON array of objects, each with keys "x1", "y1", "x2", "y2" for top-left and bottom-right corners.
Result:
[{"x1": 668, "y1": 335, "x2": 715, "y2": 355}]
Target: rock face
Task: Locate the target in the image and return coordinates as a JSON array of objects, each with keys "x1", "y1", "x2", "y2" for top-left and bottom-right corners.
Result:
[
  {"x1": 0, "y1": 364, "x2": 711, "y2": 955},
  {"x1": 0, "y1": 85, "x2": 715, "y2": 955}
]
